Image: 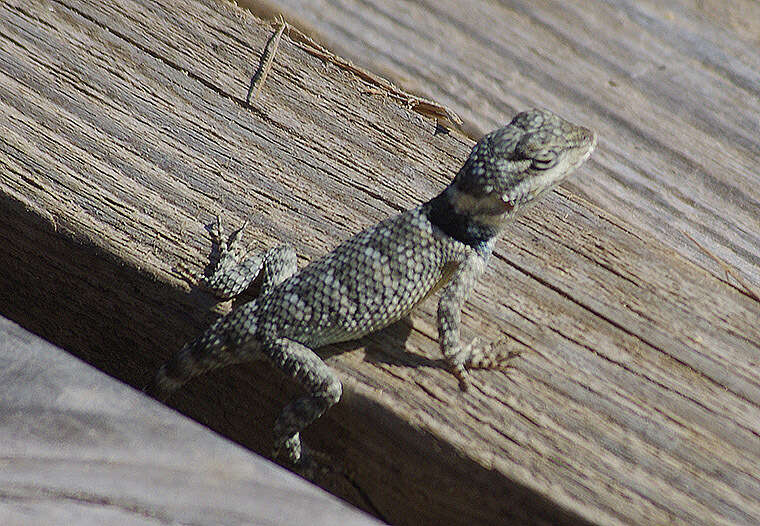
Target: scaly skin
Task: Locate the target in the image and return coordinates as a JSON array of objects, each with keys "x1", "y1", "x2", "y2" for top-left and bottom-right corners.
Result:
[{"x1": 146, "y1": 108, "x2": 597, "y2": 467}]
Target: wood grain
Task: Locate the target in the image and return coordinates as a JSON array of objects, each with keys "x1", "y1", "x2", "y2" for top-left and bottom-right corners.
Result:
[
  {"x1": 0, "y1": 0, "x2": 758, "y2": 525},
  {"x1": 251, "y1": 0, "x2": 760, "y2": 288},
  {"x1": 0, "y1": 316, "x2": 381, "y2": 525}
]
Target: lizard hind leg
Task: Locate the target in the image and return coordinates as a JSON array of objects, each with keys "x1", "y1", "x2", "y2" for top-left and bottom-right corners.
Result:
[
  {"x1": 267, "y1": 338, "x2": 342, "y2": 466},
  {"x1": 203, "y1": 215, "x2": 298, "y2": 299}
]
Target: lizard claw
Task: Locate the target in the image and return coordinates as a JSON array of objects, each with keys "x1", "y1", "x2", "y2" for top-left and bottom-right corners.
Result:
[{"x1": 450, "y1": 362, "x2": 472, "y2": 392}]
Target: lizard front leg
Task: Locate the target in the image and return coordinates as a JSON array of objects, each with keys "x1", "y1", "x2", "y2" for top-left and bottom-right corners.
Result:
[{"x1": 438, "y1": 252, "x2": 518, "y2": 391}]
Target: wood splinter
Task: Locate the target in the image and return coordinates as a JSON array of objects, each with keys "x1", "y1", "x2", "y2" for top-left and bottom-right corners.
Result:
[{"x1": 247, "y1": 17, "x2": 286, "y2": 104}]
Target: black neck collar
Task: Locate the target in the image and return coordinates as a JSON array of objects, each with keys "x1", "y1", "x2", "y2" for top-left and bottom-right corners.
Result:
[{"x1": 426, "y1": 192, "x2": 498, "y2": 253}]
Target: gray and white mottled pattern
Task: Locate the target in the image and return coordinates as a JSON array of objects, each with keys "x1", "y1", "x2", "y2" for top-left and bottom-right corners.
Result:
[{"x1": 146, "y1": 108, "x2": 597, "y2": 467}]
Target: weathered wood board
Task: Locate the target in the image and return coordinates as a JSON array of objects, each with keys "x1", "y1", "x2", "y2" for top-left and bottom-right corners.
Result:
[
  {"x1": 0, "y1": 0, "x2": 758, "y2": 525},
  {"x1": 0, "y1": 316, "x2": 382, "y2": 525}
]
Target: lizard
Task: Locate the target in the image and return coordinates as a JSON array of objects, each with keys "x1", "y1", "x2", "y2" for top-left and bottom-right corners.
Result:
[{"x1": 146, "y1": 108, "x2": 597, "y2": 468}]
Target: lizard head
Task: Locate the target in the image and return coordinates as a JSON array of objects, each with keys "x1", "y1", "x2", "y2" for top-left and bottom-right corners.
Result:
[{"x1": 448, "y1": 108, "x2": 597, "y2": 225}]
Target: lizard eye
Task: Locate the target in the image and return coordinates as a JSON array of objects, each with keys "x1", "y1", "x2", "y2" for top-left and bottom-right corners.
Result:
[{"x1": 531, "y1": 150, "x2": 558, "y2": 170}]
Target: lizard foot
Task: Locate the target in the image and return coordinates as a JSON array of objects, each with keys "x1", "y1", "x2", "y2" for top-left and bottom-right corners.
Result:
[{"x1": 451, "y1": 337, "x2": 521, "y2": 391}]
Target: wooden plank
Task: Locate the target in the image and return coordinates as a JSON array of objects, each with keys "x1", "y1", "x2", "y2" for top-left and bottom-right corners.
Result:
[
  {"x1": 0, "y1": 0, "x2": 758, "y2": 525},
  {"x1": 248, "y1": 0, "x2": 760, "y2": 288},
  {"x1": 0, "y1": 316, "x2": 382, "y2": 525}
]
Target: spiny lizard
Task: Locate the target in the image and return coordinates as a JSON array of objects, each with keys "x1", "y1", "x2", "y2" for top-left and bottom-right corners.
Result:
[{"x1": 146, "y1": 108, "x2": 597, "y2": 467}]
